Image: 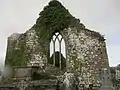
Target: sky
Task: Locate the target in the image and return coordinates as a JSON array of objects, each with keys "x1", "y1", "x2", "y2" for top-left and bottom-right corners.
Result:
[{"x1": 0, "y1": 0, "x2": 120, "y2": 68}]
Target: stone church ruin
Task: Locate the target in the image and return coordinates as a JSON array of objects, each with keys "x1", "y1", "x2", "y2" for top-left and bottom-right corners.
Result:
[{"x1": 2, "y1": 0, "x2": 114, "y2": 90}]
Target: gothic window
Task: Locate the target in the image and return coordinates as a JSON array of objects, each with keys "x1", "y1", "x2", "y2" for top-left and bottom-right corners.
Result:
[{"x1": 49, "y1": 32, "x2": 66, "y2": 69}]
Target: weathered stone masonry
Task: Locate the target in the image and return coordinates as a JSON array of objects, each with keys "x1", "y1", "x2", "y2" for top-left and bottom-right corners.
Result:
[
  {"x1": 60, "y1": 27, "x2": 110, "y2": 85},
  {"x1": 4, "y1": 0, "x2": 113, "y2": 89}
]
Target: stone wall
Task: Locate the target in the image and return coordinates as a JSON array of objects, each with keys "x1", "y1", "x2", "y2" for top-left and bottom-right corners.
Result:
[
  {"x1": 5, "y1": 20, "x2": 111, "y2": 87},
  {"x1": 61, "y1": 27, "x2": 110, "y2": 85},
  {"x1": 25, "y1": 29, "x2": 47, "y2": 68},
  {"x1": 4, "y1": 0, "x2": 113, "y2": 88},
  {"x1": 5, "y1": 28, "x2": 47, "y2": 69}
]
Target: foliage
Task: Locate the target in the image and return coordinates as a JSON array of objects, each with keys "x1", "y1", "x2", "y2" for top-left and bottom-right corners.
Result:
[
  {"x1": 32, "y1": 72, "x2": 56, "y2": 80},
  {"x1": 5, "y1": 35, "x2": 29, "y2": 67},
  {"x1": 5, "y1": 0, "x2": 80, "y2": 67},
  {"x1": 34, "y1": 0, "x2": 74, "y2": 43},
  {"x1": 5, "y1": 0, "x2": 84, "y2": 67},
  {"x1": 0, "y1": 75, "x2": 14, "y2": 84}
]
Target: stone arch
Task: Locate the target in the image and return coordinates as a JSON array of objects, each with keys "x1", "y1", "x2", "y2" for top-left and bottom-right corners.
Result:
[{"x1": 49, "y1": 32, "x2": 66, "y2": 69}]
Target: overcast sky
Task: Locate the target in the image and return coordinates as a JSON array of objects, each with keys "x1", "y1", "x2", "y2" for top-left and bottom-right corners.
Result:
[{"x1": 0, "y1": 0, "x2": 120, "y2": 68}]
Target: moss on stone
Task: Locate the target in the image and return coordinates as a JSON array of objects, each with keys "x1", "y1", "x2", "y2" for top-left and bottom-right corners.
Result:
[
  {"x1": 33, "y1": 0, "x2": 79, "y2": 43},
  {"x1": 5, "y1": 0, "x2": 104, "y2": 68},
  {"x1": 5, "y1": 34, "x2": 29, "y2": 67},
  {"x1": 32, "y1": 72, "x2": 57, "y2": 80},
  {"x1": 5, "y1": 0, "x2": 83, "y2": 67}
]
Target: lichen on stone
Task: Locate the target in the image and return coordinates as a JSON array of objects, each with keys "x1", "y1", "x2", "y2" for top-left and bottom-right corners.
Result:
[{"x1": 4, "y1": 0, "x2": 112, "y2": 88}]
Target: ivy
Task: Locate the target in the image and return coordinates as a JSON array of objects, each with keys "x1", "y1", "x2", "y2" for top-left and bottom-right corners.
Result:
[
  {"x1": 5, "y1": 35, "x2": 29, "y2": 67},
  {"x1": 34, "y1": 0, "x2": 74, "y2": 43},
  {"x1": 5, "y1": 0, "x2": 83, "y2": 67},
  {"x1": 32, "y1": 72, "x2": 56, "y2": 80}
]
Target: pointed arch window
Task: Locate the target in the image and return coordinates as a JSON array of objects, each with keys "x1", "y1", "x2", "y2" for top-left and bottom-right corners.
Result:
[{"x1": 49, "y1": 32, "x2": 66, "y2": 69}]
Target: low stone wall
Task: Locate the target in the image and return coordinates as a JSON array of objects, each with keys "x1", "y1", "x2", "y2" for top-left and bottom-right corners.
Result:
[
  {"x1": 0, "y1": 84, "x2": 57, "y2": 90},
  {"x1": 25, "y1": 85, "x2": 57, "y2": 90},
  {"x1": 0, "y1": 85, "x2": 19, "y2": 90}
]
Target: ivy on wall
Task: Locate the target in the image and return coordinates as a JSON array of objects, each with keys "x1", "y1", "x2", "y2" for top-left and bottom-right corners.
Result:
[
  {"x1": 5, "y1": 0, "x2": 104, "y2": 68},
  {"x1": 34, "y1": 0, "x2": 74, "y2": 43},
  {"x1": 5, "y1": 35, "x2": 29, "y2": 67},
  {"x1": 5, "y1": 0, "x2": 83, "y2": 67}
]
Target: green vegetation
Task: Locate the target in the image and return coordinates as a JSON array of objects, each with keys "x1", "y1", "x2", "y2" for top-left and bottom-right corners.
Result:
[
  {"x1": 5, "y1": 0, "x2": 81, "y2": 67},
  {"x1": 5, "y1": 34, "x2": 29, "y2": 67},
  {"x1": 6, "y1": 0, "x2": 101, "y2": 68},
  {"x1": 0, "y1": 78, "x2": 13, "y2": 84},
  {"x1": 32, "y1": 72, "x2": 56, "y2": 80},
  {"x1": 34, "y1": 0, "x2": 78, "y2": 43}
]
